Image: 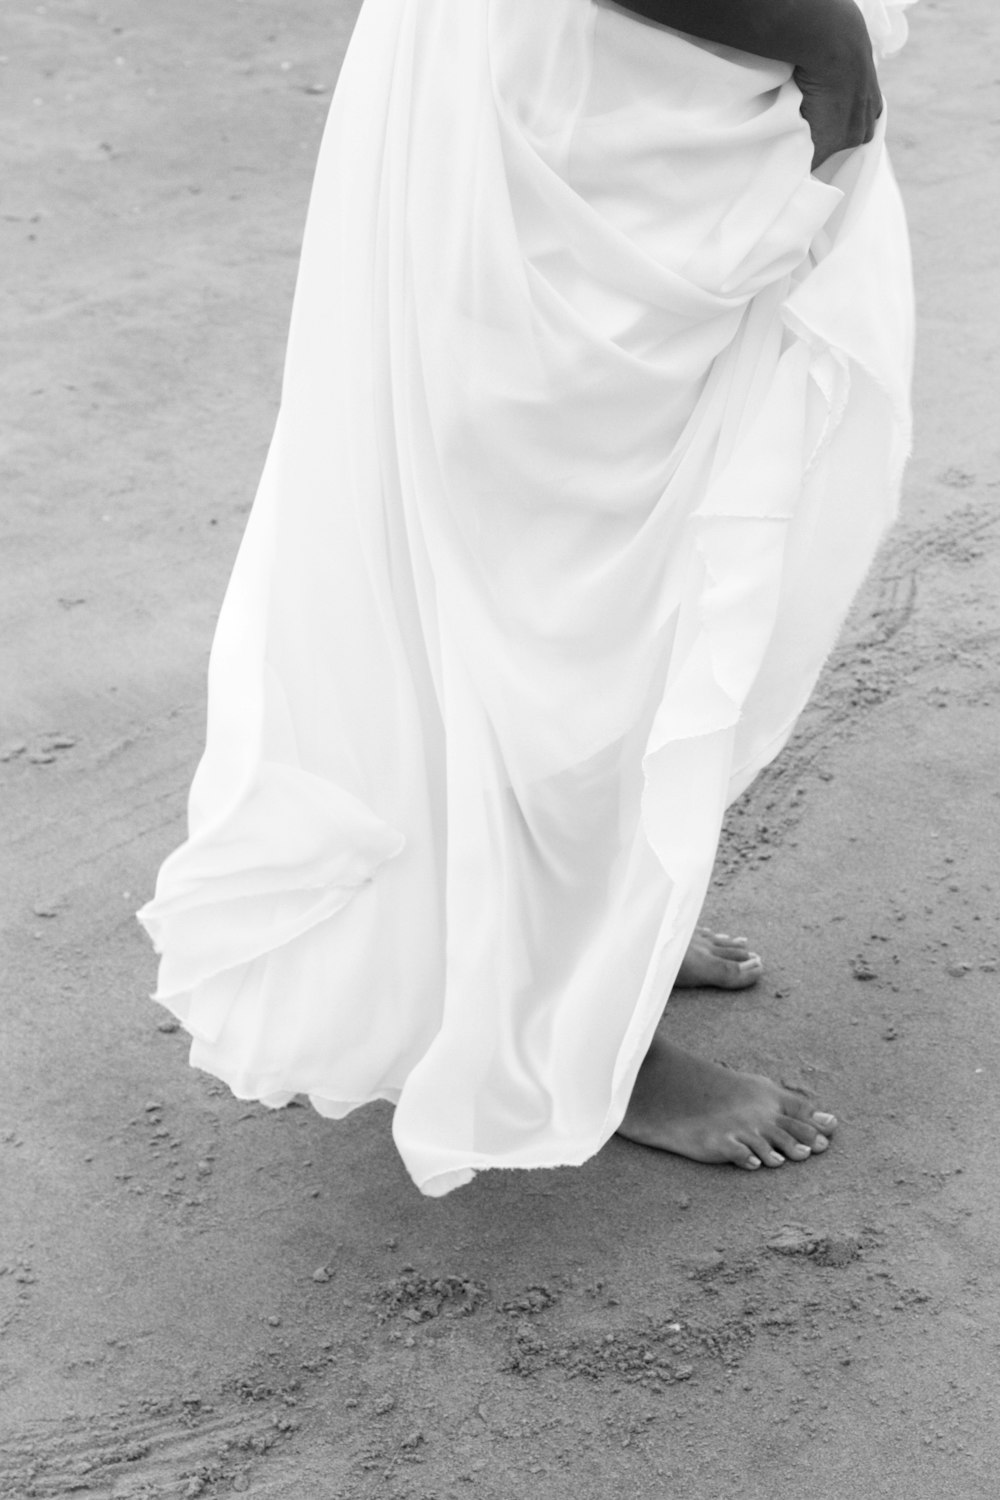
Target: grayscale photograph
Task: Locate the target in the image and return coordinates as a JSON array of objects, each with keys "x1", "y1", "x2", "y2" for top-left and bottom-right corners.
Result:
[{"x1": 2, "y1": 0, "x2": 997, "y2": 1495}]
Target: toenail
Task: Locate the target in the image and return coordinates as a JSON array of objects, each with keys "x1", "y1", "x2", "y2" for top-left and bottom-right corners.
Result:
[
  {"x1": 813, "y1": 1135, "x2": 829, "y2": 1151},
  {"x1": 738, "y1": 956, "x2": 762, "y2": 973},
  {"x1": 790, "y1": 1143, "x2": 810, "y2": 1158},
  {"x1": 745, "y1": 1155, "x2": 761, "y2": 1169},
  {"x1": 767, "y1": 1152, "x2": 785, "y2": 1166},
  {"x1": 812, "y1": 1112, "x2": 836, "y2": 1130}
]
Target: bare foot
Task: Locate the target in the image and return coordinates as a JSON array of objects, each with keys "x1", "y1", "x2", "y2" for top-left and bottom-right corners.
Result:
[
  {"x1": 618, "y1": 1035, "x2": 835, "y2": 1170},
  {"x1": 674, "y1": 926, "x2": 762, "y2": 991}
]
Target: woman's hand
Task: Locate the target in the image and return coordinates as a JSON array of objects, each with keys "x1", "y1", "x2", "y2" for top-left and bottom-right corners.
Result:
[
  {"x1": 793, "y1": 20, "x2": 883, "y2": 168},
  {"x1": 612, "y1": 0, "x2": 883, "y2": 169},
  {"x1": 795, "y1": 63, "x2": 882, "y2": 170}
]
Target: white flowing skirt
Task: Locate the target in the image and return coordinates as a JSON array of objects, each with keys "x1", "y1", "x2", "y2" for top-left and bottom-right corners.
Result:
[{"x1": 139, "y1": 0, "x2": 914, "y2": 1195}]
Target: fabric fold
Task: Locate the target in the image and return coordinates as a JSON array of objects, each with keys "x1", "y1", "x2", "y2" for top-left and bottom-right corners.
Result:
[{"x1": 144, "y1": 763, "x2": 405, "y2": 1004}]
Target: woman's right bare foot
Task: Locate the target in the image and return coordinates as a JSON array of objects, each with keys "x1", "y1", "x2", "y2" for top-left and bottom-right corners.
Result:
[
  {"x1": 617, "y1": 1035, "x2": 836, "y2": 1170},
  {"x1": 674, "y1": 926, "x2": 763, "y2": 991}
]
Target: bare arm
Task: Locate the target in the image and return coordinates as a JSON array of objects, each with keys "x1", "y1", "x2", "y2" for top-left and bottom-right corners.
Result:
[{"x1": 610, "y1": 0, "x2": 882, "y2": 168}]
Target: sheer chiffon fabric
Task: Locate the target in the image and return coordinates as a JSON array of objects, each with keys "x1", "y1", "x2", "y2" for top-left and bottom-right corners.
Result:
[{"x1": 139, "y1": 0, "x2": 914, "y2": 1194}]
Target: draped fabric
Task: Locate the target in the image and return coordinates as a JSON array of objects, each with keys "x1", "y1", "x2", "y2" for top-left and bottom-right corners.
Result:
[{"x1": 139, "y1": 0, "x2": 914, "y2": 1195}]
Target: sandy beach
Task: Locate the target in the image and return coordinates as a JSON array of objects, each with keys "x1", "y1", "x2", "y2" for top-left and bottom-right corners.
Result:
[{"x1": 2, "y1": 0, "x2": 999, "y2": 1494}]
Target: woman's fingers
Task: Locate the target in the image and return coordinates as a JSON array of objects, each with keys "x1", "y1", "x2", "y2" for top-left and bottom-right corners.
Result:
[{"x1": 794, "y1": 57, "x2": 883, "y2": 170}]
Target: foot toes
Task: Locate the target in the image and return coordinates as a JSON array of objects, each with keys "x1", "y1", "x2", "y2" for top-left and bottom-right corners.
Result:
[
  {"x1": 675, "y1": 928, "x2": 762, "y2": 989},
  {"x1": 719, "y1": 1133, "x2": 764, "y2": 1170},
  {"x1": 708, "y1": 933, "x2": 752, "y2": 959},
  {"x1": 713, "y1": 955, "x2": 762, "y2": 989},
  {"x1": 738, "y1": 1133, "x2": 784, "y2": 1168},
  {"x1": 778, "y1": 1114, "x2": 832, "y2": 1154},
  {"x1": 781, "y1": 1096, "x2": 838, "y2": 1134},
  {"x1": 770, "y1": 1127, "x2": 812, "y2": 1161},
  {"x1": 779, "y1": 1114, "x2": 820, "y2": 1147},
  {"x1": 732, "y1": 956, "x2": 763, "y2": 988}
]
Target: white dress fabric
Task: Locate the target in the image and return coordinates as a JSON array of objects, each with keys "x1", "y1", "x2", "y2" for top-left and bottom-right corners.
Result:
[{"x1": 139, "y1": 0, "x2": 915, "y2": 1195}]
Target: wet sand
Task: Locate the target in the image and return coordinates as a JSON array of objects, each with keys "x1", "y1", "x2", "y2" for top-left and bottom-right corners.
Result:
[{"x1": 2, "y1": 1, "x2": 999, "y2": 1494}]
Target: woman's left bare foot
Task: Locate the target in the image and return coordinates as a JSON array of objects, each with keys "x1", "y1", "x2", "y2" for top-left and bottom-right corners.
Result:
[
  {"x1": 618, "y1": 1036, "x2": 835, "y2": 1170},
  {"x1": 675, "y1": 926, "x2": 762, "y2": 991}
]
